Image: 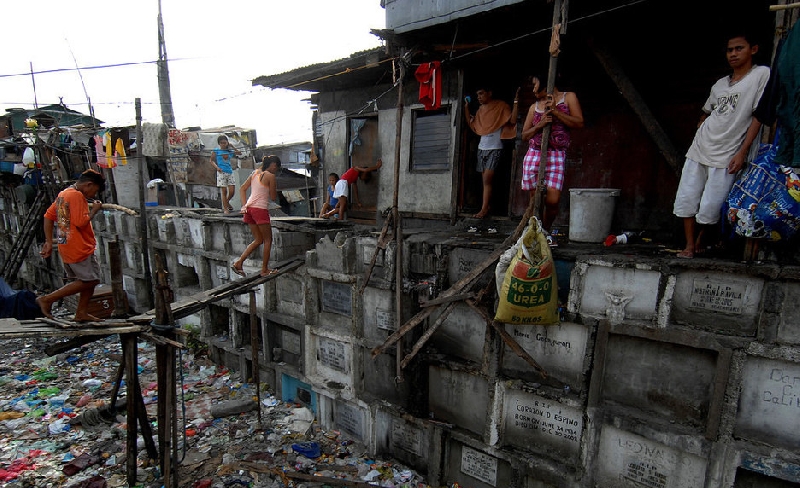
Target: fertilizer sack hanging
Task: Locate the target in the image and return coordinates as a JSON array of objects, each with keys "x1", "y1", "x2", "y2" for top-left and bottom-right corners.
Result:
[{"x1": 494, "y1": 217, "x2": 559, "y2": 325}]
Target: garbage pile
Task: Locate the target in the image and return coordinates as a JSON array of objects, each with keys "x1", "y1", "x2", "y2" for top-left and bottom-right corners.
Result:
[{"x1": 0, "y1": 334, "x2": 431, "y2": 487}]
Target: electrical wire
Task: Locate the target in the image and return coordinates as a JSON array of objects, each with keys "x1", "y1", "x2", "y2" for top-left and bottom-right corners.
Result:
[
  {"x1": 446, "y1": 0, "x2": 651, "y2": 63},
  {"x1": 0, "y1": 57, "x2": 196, "y2": 79}
]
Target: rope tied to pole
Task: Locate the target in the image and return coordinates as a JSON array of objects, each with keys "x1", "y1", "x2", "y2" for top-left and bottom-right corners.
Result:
[{"x1": 549, "y1": 23, "x2": 562, "y2": 56}]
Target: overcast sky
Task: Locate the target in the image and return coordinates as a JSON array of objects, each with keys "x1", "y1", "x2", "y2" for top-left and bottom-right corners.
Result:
[{"x1": 0, "y1": 1, "x2": 385, "y2": 146}]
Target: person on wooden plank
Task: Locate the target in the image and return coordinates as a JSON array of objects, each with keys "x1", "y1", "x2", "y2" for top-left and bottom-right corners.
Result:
[
  {"x1": 37, "y1": 169, "x2": 106, "y2": 322},
  {"x1": 232, "y1": 155, "x2": 281, "y2": 278},
  {"x1": 673, "y1": 30, "x2": 769, "y2": 258}
]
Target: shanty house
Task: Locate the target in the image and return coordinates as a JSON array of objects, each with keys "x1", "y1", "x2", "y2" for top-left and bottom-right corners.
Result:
[{"x1": 254, "y1": 0, "x2": 781, "y2": 236}]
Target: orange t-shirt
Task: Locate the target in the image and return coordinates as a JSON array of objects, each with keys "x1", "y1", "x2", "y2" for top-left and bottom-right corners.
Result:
[{"x1": 44, "y1": 187, "x2": 96, "y2": 264}]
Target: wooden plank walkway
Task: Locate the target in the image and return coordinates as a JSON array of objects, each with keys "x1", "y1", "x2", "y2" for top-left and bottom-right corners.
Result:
[
  {"x1": 0, "y1": 317, "x2": 148, "y2": 340},
  {"x1": 0, "y1": 258, "x2": 302, "y2": 341},
  {"x1": 131, "y1": 258, "x2": 304, "y2": 323}
]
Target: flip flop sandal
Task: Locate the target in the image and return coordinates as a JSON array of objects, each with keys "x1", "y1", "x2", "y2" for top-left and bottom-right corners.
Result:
[{"x1": 231, "y1": 265, "x2": 246, "y2": 277}]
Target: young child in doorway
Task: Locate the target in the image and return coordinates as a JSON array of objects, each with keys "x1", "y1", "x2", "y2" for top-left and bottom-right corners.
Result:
[
  {"x1": 318, "y1": 173, "x2": 339, "y2": 218},
  {"x1": 322, "y1": 159, "x2": 383, "y2": 220},
  {"x1": 210, "y1": 135, "x2": 242, "y2": 214}
]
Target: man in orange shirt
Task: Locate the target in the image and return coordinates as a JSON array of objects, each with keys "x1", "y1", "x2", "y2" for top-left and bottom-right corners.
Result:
[{"x1": 37, "y1": 169, "x2": 106, "y2": 322}]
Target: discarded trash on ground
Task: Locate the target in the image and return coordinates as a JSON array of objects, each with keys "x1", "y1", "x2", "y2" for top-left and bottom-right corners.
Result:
[{"x1": 0, "y1": 334, "x2": 431, "y2": 487}]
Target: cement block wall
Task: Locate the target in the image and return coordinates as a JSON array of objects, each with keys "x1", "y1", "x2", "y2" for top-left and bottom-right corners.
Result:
[{"x1": 3, "y1": 200, "x2": 800, "y2": 488}]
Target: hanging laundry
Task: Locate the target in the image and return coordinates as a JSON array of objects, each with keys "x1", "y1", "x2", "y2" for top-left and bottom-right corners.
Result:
[
  {"x1": 95, "y1": 130, "x2": 113, "y2": 169},
  {"x1": 114, "y1": 137, "x2": 127, "y2": 166},
  {"x1": 142, "y1": 122, "x2": 168, "y2": 157},
  {"x1": 110, "y1": 128, "x2": 130, "y2": 166},
  {"x1": 168, "y1": 128, "x2": 189, "y2": 154},
  {"x1": 415, "y1": 61, "x2": 442, "y2": 110}
]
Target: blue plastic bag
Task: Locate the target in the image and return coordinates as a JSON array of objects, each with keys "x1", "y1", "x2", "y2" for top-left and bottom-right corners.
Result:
[{"x1": 723, "y1": 139, "x2": 800, "y2": 241}]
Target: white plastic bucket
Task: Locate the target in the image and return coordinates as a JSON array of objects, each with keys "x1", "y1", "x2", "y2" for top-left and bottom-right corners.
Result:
[{"x1": 568, "y1": 188, "x2": 620, "y2": 243}]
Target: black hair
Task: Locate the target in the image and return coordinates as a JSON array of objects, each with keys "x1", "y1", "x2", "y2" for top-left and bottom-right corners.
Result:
[
  {"x1": 328, "y1": 172, "x2": 339, "y2": 180},
  {"x1": 78, "y1": 169, "x2": 106, "y2": 192},
  {"x1": 261, "y1": 155, "x2": 282, "y2": 171},
  {"x1": 217, "y1": 134, "x2": 228, "y2": 144},
  {"x1": 725, "y1": 28, "x2": 759, "y2": 48}
]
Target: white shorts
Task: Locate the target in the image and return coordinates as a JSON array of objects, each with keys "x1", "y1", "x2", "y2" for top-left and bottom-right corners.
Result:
[
  {"x1": 217, "y1": 171, "x2": 235, "y2": 187},
  {"x1": 673, "y1": 158, "x2": 736, "y2": 225},
  {"x1": 333, "y1": 179, "x2": 349, "y2": 199}
]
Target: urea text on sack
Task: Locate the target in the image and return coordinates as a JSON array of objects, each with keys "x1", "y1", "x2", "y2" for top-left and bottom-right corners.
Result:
[{"x1": 506, "y1": 276, "x2": 552, "y2": 306}]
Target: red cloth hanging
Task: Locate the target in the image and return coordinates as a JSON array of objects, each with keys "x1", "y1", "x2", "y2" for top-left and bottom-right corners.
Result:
[{"x1": 415, "y1": 61, "x2": 442, "y2": 110}]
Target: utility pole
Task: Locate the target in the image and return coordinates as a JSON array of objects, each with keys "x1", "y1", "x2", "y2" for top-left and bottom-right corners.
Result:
[
  {"x1": 30, "y1": 62, "x2": 38, "y2": 109},
  {"x1": 157, "y1": 0, "x2": 176, "y2": 127}
]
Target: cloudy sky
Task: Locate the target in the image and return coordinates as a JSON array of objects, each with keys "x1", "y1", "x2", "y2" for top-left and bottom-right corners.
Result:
[{"x1": 1, "y1": 1, "x2": 386, "y2": 146}]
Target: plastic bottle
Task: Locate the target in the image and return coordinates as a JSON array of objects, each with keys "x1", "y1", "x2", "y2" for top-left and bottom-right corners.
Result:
[{"x1": 604, "y1": 231, "x2": 643, "y2": 246}]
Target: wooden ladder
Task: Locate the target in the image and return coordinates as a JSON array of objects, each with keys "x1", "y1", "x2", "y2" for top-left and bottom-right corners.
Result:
[{"x1": 1, "y1": 188, "x2": 49, "y2": 285}]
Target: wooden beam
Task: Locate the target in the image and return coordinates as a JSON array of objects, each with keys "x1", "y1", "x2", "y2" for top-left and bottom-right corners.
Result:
[
  {"x1": 400, "y1": 302, "x2": 458, "y2": 368},
  {"x1": 770, "y1": 2, "x2": 800, "y2": 10},
  {"x1": 122, "y1": 334, "x2": 138, "y2": 486},
  {"x1": 44, "y1": 334, "x2": 111, "y2": 355},
  {"x1": 359, "y1": 212, "x2": 393, "y2": 295},
  {"x1": 465, "y1": 300, "x2": 548, "y2": 378},
  {"x1": 132, "y1": 259, "x2": 303, "y2": 322},
  {"x1": 371, "y1": 216, "x2": 533, "y2": 358},
  {"x1": 588, "y1": 37, "x2": 683, "y2": 176},
  {"x1": 419, "y1": 292, "x2": 474, "y2": 307}
]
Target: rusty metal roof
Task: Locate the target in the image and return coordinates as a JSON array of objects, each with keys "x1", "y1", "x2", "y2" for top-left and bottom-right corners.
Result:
[{"x1": 251, "y1": 47, "x2": 391, "y2": 93}]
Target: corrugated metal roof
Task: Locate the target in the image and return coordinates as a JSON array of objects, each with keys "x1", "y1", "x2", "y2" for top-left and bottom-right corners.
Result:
[{"x1": 251, "y1": 47, "x2": 391, "y2": 92}]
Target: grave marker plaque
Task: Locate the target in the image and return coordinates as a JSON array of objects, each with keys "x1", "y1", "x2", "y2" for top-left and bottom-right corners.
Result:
[
  {"x1": 322, "y1": 280, "x2": 352, "y2": 316},
  {"x1": 335, "y1": 402, "x2": 363, "y2": 439},
  {"x1": 377, "y1": 309, "x2": 394, "y2": 331},
  {"x1": 596, "y1": 426, "x2": 707, "y2": 488},
  {"x1": 689, "y1": 279, "x2": 746, "y2": 314},
  {"x1": 281, "y1": 329, "x2": 301, "y2": 355},
  {"x1": 392, "y1": 420, "x2": 421, "y2": 456},
  {"x1": 318, "y1": 337, "x2": 348, "y2": 372},
  {"x1": 461, "y1": 446, "x2": 497, "y2": 486},
  {"x1": 503, "y1": 391, "x2": 582, "y2": 455}
]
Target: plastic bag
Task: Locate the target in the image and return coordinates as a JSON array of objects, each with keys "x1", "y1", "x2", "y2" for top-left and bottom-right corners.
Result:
[
  {"x1": 494, "y1": 217, "x2": 559, "y2": 325},
  {"x1": 723, "y1": 140, "x2": 800, "y2": 241}
]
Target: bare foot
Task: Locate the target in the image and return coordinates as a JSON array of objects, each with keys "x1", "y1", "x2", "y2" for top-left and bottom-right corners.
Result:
[
  {"x1": 74, "y1": 313, "x2": 102, "y2": 323},
  {"x1": 260, "y1": 269, "x2": 278, "y2": 277},
  {"x1": 677, "y1": 249, "x2": 694, "y2": 259},
  {"x1": 473, "y1": 210, "x2": 489, "y2": 219},
  {"x1": 36, "y1": 297, "x2": 53, "y2": 319}
]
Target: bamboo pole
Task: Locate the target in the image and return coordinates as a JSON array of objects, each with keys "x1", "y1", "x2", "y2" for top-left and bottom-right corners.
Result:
[
  {"x1": 250, "y1": 290, "x2": 262, "y2": 426},
  {"x1": 393, "y1": 58, "x2": 406, "y2": 382},
  {"x1": 136, "y1": 99, "x2": 154, "y2": 308},
  {"x1": 109, "y1": 239, "x2": 128, "y2": 318},
  {"x1": 123, "y1": 333, "x2": 138, "y2": 485},
  {"x1": 770, "y1": 2, "x2": 800, "y2": 10},
  {"x1": 533, "y1": 0, "x2": 565, "y2": 224}
]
